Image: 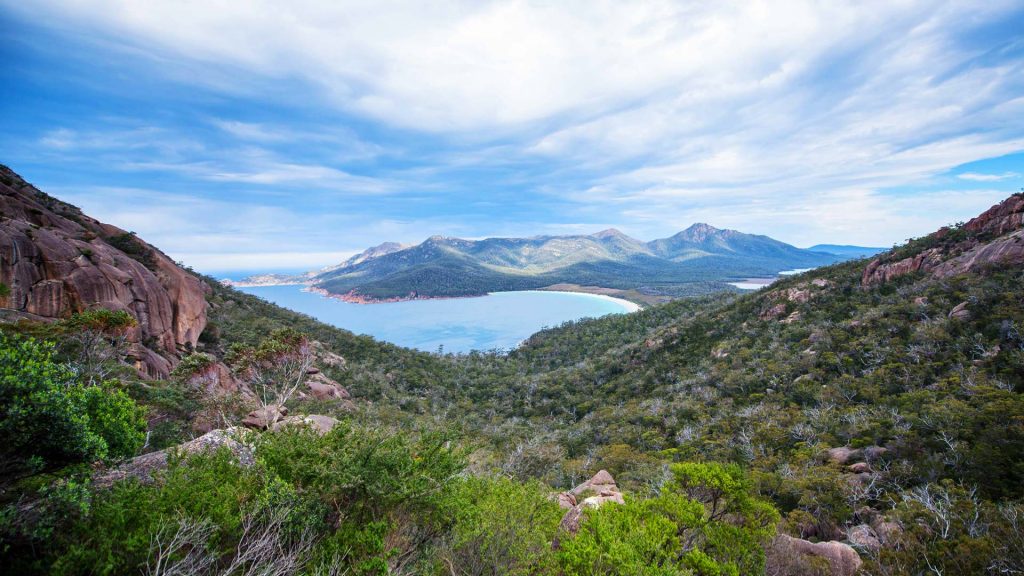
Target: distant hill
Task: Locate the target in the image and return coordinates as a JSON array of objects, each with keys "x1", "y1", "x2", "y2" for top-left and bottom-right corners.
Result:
[
  {"x1": 310, "y1": 224, "x2": 847, "y2": 301},
  {"x1": 807, "y1": 244, "x2": 887, "y2": 258}
]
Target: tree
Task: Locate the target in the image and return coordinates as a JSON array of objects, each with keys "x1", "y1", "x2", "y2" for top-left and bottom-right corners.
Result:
[
  {"x1": 58, "y1": 309, "x2": 137, "y2": 385},
  {"x1": 226, "y1": 329, "x2": 314, "y2": 425}
]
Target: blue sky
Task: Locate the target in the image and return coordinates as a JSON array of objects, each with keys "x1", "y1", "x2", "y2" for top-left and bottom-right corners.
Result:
[{"x1": 1, "y1": 1, "x2": 1023, "y2": 273}]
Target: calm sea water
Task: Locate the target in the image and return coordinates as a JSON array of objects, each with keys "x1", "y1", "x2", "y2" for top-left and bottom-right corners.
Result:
[
  {"x1": 235, "y1": 285, "x2": 636, "y2": 353},
  {"x1": 727, "y1": 268, "x2": 815, "y2": 291}
]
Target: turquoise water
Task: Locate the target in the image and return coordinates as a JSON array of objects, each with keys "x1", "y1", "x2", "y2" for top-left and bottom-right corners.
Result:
[{"x1": 235, "y1": 286, "x2": 636, "y2": 353}]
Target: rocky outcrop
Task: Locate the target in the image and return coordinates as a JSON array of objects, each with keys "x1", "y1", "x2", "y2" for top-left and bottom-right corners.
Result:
[
  {"x1": 0, "y1": 165, "x2": 208, "y2": 377},
  {"x1": 556, "y1": 470, "x2": 625, "y2": 537},
  {"x1": 305, "y1": 372, "x2": 351, "y2": 400},
  {"x1": 760, "y1": 303, "x2": 788, "y2": 320},
  {"x1": 948, "y1": 301, "x2": 971, "y2": 321},
  {"x1": 826, "y1": 445, "x2": 887, "y2": 466},
  {"x1": 847, "y1": 524, "x2": 881, "y2": 552},
  {"x1": 242, "y1": 404, "x2": 288, "y2": 429},
  {"x1": 94, "y1": 428, "x2": 254, "y2": 488},
  {"x1": 768, "y1": 534, "x2": 862, "y2": 576},
  {"x1": 826, "y1": 446, "x2": 861, "y2": 465},
  {"x1": 186, "y1": 360, "x2": 243, "y2": 395},
  {"x1": 861, "y1": 248, "x2": 944, "y2": 286},
  {"x1": 932, "y1": 229, "x2": 1024, "y2": 278},
  {"x1": 270, "y1": 414, "x2": 339, "y2": 435},
  {"x1": 964, "y1": 193, "x2": 1024, "y2": 236},
  {"x1": 312, "y1": 341, "x2": 347, "y2": 369},
  {"x1": 862, "y1": 194, "x2": 1024, "y2": 287}
]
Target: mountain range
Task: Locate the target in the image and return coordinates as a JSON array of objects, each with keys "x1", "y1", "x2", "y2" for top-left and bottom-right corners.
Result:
[{"x1": 240, "y1": 224, "x2": 877, "y2": 302}]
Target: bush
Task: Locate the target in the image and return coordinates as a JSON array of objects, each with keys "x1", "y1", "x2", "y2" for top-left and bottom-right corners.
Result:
[
  {"x1": 557, "y1": 494, "x2": 704, "y2": 576},
  {"x1": 256, "y1": 423, "x2": 465, "y2": 522},
  {"x1": 0, "y1": 333, "x2": 145, "y2": 486},
  {"x1": 556, "y1": 462, "x2": 778, "y2": 576},
  {"x1": 432, "y1": 475, "x2": 562, "y2": 575}
]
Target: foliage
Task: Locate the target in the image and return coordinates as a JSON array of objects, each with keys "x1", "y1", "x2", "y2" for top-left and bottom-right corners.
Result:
[
  {"x1": 169, "y1": 351, "x2": 217, "y2": 381},
  {"x1": 104, "y1": 231, "x2": 157, "y2": 270},
  {"x1": 431, "y1": 475, "x2": 563, "y2": 575},
  {"x1": 0, "y1": 333, "x2": 145, "y2": 486},
  {"x1": 57, "y1": 309, "x2": 137, "y2": 385},
  {"x1": 256, "y1": 423, "x2": 465, "y2": 522},
  {"x1": 226, "y1": 328, "x2": 314, "y2": 418},
  {"x1": 52, "y1": 448, "x2": 310, "y2": 576},
  {"x1": 555, "y1": 463, "x2": 776, "y2": 576}
]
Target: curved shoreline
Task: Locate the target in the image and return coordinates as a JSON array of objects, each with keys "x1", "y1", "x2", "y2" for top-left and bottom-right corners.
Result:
[
  {"x1": 301, "y1": 286, "x2": 642, "y2": 312},
  {"x1": 497, "y1": 289, "x2": 642, "y2": 313}
]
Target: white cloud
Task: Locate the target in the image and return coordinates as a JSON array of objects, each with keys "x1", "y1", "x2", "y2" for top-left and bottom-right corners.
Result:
[
  {"x1": 176, "y1": 251, "x2": 359, "y2": 273},
  {"x1": 958, "y1": 171, "x2": 1020, "y2": 181},
  {"x1": 11, "y1": 1, "x2": 1016, "y2": 132},
  {"x1": 49, "y1": 186, "x2": 481, "y2": 272},
  {"x1": 9, "y1": 1, "x2": 1024, "y2": 260}
]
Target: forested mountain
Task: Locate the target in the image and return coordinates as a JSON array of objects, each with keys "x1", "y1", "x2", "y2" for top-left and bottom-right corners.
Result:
[
  {"x1": 311, "y1": 224, "x2": 842, "y2": 301},
  {"x1": 2, "y1": 164, "x2": 1023, "y2": 576}
]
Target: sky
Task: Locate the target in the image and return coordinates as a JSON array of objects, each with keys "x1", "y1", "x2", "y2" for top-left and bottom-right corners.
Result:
[{"x1": 1, "y1": 1, "x2": 1023, "y2": 273}]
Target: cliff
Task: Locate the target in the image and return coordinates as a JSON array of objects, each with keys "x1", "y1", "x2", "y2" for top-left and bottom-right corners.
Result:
[{"x1": 0, "y1": 165, "x2": 208, "y2": 378}]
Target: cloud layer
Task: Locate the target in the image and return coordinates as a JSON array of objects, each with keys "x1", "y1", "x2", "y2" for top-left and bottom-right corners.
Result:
[{"x1": 2, "y1": 1, "x2": 1023, "y2": 270}]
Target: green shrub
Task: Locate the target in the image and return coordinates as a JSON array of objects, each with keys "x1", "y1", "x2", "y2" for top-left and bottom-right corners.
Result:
[
  {"x1": 169, "y1": 352, "x2": 217, "y2": 381},
  {"x1": 557, "y1": 462, "x2": 778, "y2": 576},
  {"x1": 0, "y1": 333, "x2": 145, "y2": 486},
  {"x1": 256, "y1": 423, "x2": 465, "y2": 522},
  {"x1": 53, "y1": 448, "x2": 311, "y2": 575},
  {"x1": 432, "y1": 475, "x2": 563, "y2": 575},
  {"x1": 557, "y1": 494, "x2": 703, "y2": 576}
]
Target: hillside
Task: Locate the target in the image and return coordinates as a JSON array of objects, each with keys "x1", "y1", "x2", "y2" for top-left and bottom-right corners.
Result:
[
  {"x1": 311, "y1": 224, "x2": 843, "y2": 302},
  {"x1": 2, "y1": 166, "x2": 1023, "y2": 576}
]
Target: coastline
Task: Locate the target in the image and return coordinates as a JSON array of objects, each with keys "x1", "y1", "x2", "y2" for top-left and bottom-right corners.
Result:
[
  {"x1": 282, "y1": 285, "x2": 641, "y2": 312},
  {"x1": 305, "y1": 286, "x2": 485, "y2": 305},
  {"x1": 508, "y1": 289, "x2": 642, "y2": 313}
]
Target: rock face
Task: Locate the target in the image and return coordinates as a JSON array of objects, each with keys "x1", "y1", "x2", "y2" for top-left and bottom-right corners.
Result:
[
  {"x1": 932, "y1": 229, "x2": 1024, "y2": 279},
  {"x1": 0, "y1": 165, "x2": 208, "y2": 377},
  {"x1": 964, "y1": 194, "x2": 1024, "y2": 236},
  {"x1": 94, "y1": 428, "x2": 254, "y2": 488},
  {"x1": 826, "y1": 446, "x2": 862, "y2": 465},
  {"x1": 847, "y1": 524, "x2": 881, "y2": 552},
  {"x1": 948, "y1": 301, "x2": 971, "y2": 321},
  {"x1": 768, "y1": 534, "x2": 862, "y2": 576},
  {"x1": 863, "y1": 194, "x2": 1024, "y2": 287},
  {"x1": 861, "y1": 248, "x2": 944, "y2": 286},
  {"x1": 305, "y1": 372, "x2": 351, "y2": 400}
]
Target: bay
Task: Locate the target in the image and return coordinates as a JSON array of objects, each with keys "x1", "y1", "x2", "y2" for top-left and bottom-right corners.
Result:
[{"x1": 235, "y1": 285, "x2": 638, "y2": 354}]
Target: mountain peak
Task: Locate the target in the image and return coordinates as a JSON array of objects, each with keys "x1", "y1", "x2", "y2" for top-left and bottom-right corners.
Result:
[
  {"x1": 684, "y1": 222, "x2": 721, "y2": 233},
  {"x1": 592, "y1": 228, "x2": 630, "y2": 240},
  {"x1": 674, "y1": 223, "x2": 728, "y2": 242}
]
